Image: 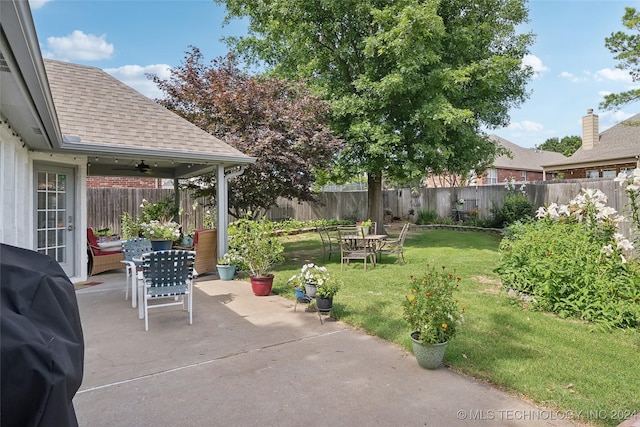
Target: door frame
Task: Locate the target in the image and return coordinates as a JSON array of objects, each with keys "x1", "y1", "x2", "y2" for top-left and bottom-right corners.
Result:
[{"x1": 33, "y1": 161, "x2": 78, "y2": 278}]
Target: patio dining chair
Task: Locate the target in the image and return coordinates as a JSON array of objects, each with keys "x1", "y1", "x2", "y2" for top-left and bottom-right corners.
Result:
[
  {"x1": 121, "y1": 238, "x2": 152, "y2": 307},
  {"x1": 318, "y1": 227, "x2": 340, "y2": 262},
  {"x1": 378, "y1": 222, "x2": 410, "y2": 264},
  {"x1": 141, "y1": 250, "x2": 195, "y2": 331},
  {"x1": 337, "y1": 227, "x2": 377, "y2": 271}
]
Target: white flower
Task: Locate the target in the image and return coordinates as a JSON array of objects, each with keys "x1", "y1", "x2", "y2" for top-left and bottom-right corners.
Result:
[
  {"x1": 600, "y1": 245, "x2": 614, "y2": 256},
  {"x1": 616, "y1": 238, "x2": 634, "y2": 252},
  {"x1": 535, "y1": 207, "x2": 547, "y2": 219}
]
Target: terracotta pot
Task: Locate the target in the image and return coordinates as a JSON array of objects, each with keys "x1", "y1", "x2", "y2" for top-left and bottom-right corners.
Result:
[{"x1": 250, "y1": 274, "x2": 274, "y2": 296}]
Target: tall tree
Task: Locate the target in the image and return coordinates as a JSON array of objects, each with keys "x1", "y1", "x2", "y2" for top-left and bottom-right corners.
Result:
[
  {"x1": 536, "y1": 136, "x2": 582, "y2": 157},
  {"x1": 216, "y1": 0, "x2": 534, "y2": 228},
  {"x1": 600, "y1": 7, "x2": 640, "y2": 110},
  {"x1": 153, "y1": 48, "x2": 343, "y2": 217}
]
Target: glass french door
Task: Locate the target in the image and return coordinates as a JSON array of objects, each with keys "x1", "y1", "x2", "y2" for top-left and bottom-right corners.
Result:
[{"x1": 35, "y1": 165, "x2": 76, "y2": 277}]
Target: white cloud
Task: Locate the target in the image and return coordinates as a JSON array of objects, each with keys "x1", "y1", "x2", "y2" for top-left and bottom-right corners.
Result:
[
  {"x1": 594, "y1": 68, "x2": 633, "y2": 83},
  {"x1": 104, "y1": 64, "x2": 171, "y2": 99},
  {"x1": 44, "y1": 31, "x2": 114, "y2": 61},
  {"x1": 559, "y1": 71, "x2": 587, "y2": 83},
  {"x1": 522, "y1": 54, "x2": 549, "y2": 78},
  {"x1": 507, "y1": 120, "x2": 544, "y2": 132},
  {"x1": 28, "y1": 0, "x2": 52, "y2": 9}
]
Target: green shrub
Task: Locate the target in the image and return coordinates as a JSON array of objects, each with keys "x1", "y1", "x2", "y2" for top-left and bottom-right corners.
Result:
[
  {"x1": 495, "y1": 189, "x2": 640, "y2": 329},
  {"x1": 491, "y1": 192, "x2": 534, "y2": 228},
  {"x1": 416, "y1": 209, "x2": 438, "y2": 225}
]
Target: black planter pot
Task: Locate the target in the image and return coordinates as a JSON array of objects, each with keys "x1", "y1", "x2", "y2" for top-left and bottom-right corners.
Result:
[{"x1": 316, "y1": 296, "x2": 333, "y2": 312}]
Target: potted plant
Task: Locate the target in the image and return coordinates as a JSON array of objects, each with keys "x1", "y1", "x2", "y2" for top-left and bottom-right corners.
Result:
[
  {"x1": 402, "y1": 265, "x2": 465, "y2": 369},
  {"x1": 288, "y1": 263, "x2": 331, "y2": 297},
  {"x1": 139, "y1": 220, "x2": 182, "y2": 250},
  {"x1": 229, "y1": 214, "x2": 284, "y2": 296},
  {"x1": 216, "y1": 251, "x2": 242, "y2": 281},
  {"x1": 315, "y1": 276, "x2": 341, "y2": 313},
  {"x1": 356, "y1": 219, "x2": 373, "y2": 235}
]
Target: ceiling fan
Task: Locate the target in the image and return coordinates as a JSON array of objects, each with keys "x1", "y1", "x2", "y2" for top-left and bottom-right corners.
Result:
[{"x1": 113, "y1": 160, "x2": 152, "y2": 174}]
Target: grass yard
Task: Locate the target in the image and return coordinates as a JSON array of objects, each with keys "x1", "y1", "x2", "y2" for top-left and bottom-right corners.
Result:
[{"x1": 268, "y1": 227, "x2": 639, "y2": 427}]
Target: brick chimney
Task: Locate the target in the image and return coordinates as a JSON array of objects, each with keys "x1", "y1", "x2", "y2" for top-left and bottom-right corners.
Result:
[{"x1": 581, "y1": 108, "x2": 599, "y2": 150}]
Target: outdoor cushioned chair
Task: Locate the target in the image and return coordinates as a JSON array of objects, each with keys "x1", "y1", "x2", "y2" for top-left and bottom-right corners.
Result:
[
  {"x1": 175, "y1": 228, "x2": 217, "y2": 277},
  {"x1": 87, "y1": 228, "x2": 124, "y2": 276},
  {"x1": 141, "y1": 250, "x2": 195, "y2": 331}
]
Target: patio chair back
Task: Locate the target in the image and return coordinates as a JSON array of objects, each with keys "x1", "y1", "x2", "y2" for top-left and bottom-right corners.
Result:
[
  {"x1": 337, "y1": 227, "x2": 376, "y2": 271},
  {"x1": 318, "y1": 227, "x2": 340, "y2": 261},
  {"x1": 141, "y1": 250, "x2": 195, "y2": 331}
]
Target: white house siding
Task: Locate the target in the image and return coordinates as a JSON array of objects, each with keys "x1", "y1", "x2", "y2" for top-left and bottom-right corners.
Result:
[
  {"x1": 0, "y1": 122, "x2": 30, "y2": 248},
  {"x1": 1, "y1": 121, "x2": 89, "y2": 281}
]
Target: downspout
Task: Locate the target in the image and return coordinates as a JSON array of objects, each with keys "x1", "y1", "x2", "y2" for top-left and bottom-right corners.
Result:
[{"x1": 217, "y1": 165, "x2": 245, "y2": 258}]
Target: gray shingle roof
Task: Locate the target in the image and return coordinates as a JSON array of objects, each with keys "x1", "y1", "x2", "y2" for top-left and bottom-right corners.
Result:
[
  {"x1": 489, "y1": 134, "x2": 566, "y2": 171},
  {"x1": 543, "y1": 113, "x2": 640, "y2": 168},
  {"x1": 44, "y1": 59, "x2": 252, "y2": 163}
]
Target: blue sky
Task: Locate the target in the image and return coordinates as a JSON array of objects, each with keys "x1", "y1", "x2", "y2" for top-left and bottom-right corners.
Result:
[{"x1": 31, "y1": 0, "x2": 640, "y2": 149}]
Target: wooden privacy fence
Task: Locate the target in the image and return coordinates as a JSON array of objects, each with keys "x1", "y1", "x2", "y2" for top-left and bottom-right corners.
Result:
[{"x1": 88, "y1": 178, "x2": 634, "y2": 238}]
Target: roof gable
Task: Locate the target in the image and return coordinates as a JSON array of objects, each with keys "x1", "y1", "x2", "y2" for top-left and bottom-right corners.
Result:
[
  {"x1": 44, "y1": 59, "x2": 252, "y2": 163},
  {"x1": 489, "y1": 135, "x2": 566, "y2": 172}
]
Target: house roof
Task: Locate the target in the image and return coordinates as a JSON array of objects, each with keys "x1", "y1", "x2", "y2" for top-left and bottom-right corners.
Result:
[
  {"x1": 44, "y1": 59, "x2": 254, "y2": 177},
  {"x1": 0, "y1": 0, "x2": 62, "y2": 150},
  {"x1": 489, "y1": 134, "x2": 566, "y2": 172},
  {"x1": 543, "y1": 113, "x2": 640, "y2": 169}
]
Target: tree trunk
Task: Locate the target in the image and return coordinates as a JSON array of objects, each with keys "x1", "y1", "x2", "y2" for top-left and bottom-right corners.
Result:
[{"x1": 367, "y1": 173, "x2": 386, "y2": 235}]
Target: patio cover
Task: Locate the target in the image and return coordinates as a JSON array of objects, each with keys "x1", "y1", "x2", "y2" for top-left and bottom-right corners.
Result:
[{"x1": 1, "y1": 244, "x2": 84, "y2": 427}]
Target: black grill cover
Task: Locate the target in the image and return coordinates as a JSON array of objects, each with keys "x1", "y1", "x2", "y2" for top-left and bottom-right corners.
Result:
[{"x1": 1, "y1": 244, "x2": 84, "y2": 427}]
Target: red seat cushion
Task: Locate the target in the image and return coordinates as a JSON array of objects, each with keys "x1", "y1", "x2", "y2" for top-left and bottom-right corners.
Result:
[{"x1": 87, "y1": 228, "x2": 121, "y2": 256}]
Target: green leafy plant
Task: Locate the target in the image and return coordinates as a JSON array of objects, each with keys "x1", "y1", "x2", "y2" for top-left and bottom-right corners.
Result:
[
  {"x1": 315, "y1": 276, "x2": 341, "y2": 298},
  {"x1": 416, "y1": 209, "x2": 438, "y2": 225},
  {"x1": 139, "y1": 196, "x2": 178, "y2": 223},
  {"x1": 120, "y1": 212, "x2": 139, "y2": 239},
  {"x1": 496, "y1": 188, "x2": 640, "y2": 329},
  {"x1": 402, "y1": 265, "x2": 465, "y2": 344},
  {"x1": 356, "y1": 219, "x2": 372, "y2": 227},
  {"x1": 229, "y1": 214, "x2": 284, "y2": 278},
  {"x1": 491, "y1": 181, "x2": 534, "y2": 228}
]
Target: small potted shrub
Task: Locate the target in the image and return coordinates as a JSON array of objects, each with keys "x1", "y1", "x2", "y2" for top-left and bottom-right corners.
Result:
[
  {"x1": 315, "y1": 276, "x2": 341, "y2": 313},
  {"x1": 356, "y1": 219, "x2": 373, "y2": 235},
  {"x1": 229, "y1": 214, "x2": 284, "y2": 296},
  {"x1": 288, "y1": 263, "x2": 330, "y2": 297},
  {"x1": 402, "y1": 265, "x2": 465, "y2": 369},
  {"x1": 216, "y1": 251, "x2": 243, "y2": 281}
]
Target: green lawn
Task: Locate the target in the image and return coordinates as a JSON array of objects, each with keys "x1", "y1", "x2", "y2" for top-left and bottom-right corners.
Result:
[{"x1": 268, "y1": 227, "x2": 640, "y2": 427}]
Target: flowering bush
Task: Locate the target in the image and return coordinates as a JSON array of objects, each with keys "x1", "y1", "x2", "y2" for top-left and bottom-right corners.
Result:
[
  {"x1": 497, "y1": 187, "x2": 640, "y2": 329},
  {"x1": 402, "y1": 265, "x2": 465, "y2": 344},
  {"x1": 139, "y1": 220, "x2": 181, "y2": 240},
  {"x1": 614, "y1": 168, "x2": 640, "y2": 245},
  {"x1": 218, "y1": 251, "x2": 243, "y2": 266}
]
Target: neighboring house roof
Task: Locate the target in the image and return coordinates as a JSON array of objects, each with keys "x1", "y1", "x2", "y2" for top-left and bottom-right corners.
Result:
[
  {"x1": 44, "y1": 59, "x2": 253, "y2": 176},
  {"x1": 543, "y1": 113, "x2": 640, "y2": 169},
  {"x1": 489, "y1": 134, "x2": 566, "y2": 172}
]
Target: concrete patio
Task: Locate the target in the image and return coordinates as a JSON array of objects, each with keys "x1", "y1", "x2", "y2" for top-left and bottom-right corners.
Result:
[{"x1": 73, "y1": 271, "x2": 583, "y2": 426}]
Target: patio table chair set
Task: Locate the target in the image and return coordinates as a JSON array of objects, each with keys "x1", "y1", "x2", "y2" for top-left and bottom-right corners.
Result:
[{"x1": 319, "y1": 223, "x2": 410, "y2": 271}]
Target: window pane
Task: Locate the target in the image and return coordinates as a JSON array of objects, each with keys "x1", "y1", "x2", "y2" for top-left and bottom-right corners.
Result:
[
  {"x1": 48, "y1": 193, "x2": 57, "y2": 209},
  {"x1": 38, "y1": 172, "x2": 47, "y2": 190},
  {"x1": 57, "y1": 193, "x2": 66, "y2": 209},
  {"x1": 47, "y1": 173, "x2": 56, "y2": 190},
  {"x1": 57, "y1": 248, "x2": 65, "y2": 263},
  {"x1": 38, "y1": 211, "x2": 47, "y2": 229},
  {"x1": 57, "y1": 174, "x2": 66, "y2": 191},
  {"x1": 37, "y1": 192, "x2": 46, "y2": 209},
  {"x1": 47, "y1": 230, "x2": 56, "y2": 245},
  {"x1": 602, "y1": 170, "x2": 617, "y2": 178},
  {"x1": 47, "y1": 212, "x2": 56, "y2": 228},
  {"x1": 37, "y1": 230, "x2": 46, "y2": 247},
  {"x1": 57, "y1": 229, "x2": 66, "y2": 247}
]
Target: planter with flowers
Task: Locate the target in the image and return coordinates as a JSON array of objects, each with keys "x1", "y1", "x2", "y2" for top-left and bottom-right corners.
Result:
[
  {"x1": 356, "y1": 219, "x2": 373, "y2": 235},
  {"x1": 230, "y1": 214, "x2": 284, "y2": 296},
  {"x1": 216, "y1": 251, "x2": 243, "y2": 281},
  {"x1": 139, "y1": 220, "x2": 182, "y2": 251},
  {"x1": 288, "y1": 263, "x2": 330, "y2": 297},
  {"x1": 289, "y1": 263, "x2": 341, "y2": 313},
  {"x1": 402, "y1": 265, "x2": 465, "y2": 369}
]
